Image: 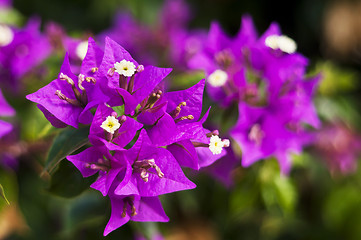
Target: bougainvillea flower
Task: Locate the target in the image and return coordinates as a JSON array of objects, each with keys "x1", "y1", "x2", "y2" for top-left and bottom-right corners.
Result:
[
  {"x1": 314, "y1": 123, "x2": 361, "y2": 175},
  {"x1": 186, "y1": 14, "x2": 320, "y2": 174},
  {"x1": 230, "y1": 103, "x2": 302, "y2": 174},
  {"x1": 138, "y1": 79, "x2": 228, "y2": 169},
  {"x1": 97, "y1": 37, "x2": 172, "y2": 115},
  {"x1": 98, "y1": 12, "x2": 156, "y2": 65},
  {"x1": 62, "y1": 36, "x2": 91, "y2": 72},
  {"x1": 26, "y1": 37, "x2": 108, "y2": 128},
  {"x1": 137, "y1": 79, "x2": 207, "y2": 146},
  {"x1": 114, "y1": 129, "x2": 196, "y2": 197},
  {"x1": 104, "y1": 193, "x2": 168, "y2": 236},
  {"x1": 166, "y1": 108, "x2": 230, "y2": 170},
  {"x1": 0, "y1": 18, "x2": 51, "y2": 91},
  {"x1": 271, "y1": 76, "x2": 321, "y2": 129},
  {"x1": 67, "y1": 145, "x2": 130, "y2": 196},
  {"x1": 164, "y1": 80, "x2": 230, "y2": 166},
  {"x1": 187, "y1": 20, "x2": 245, "y2": 106},
  {"x1": 89, "y1": 103, "x2": 143, "y2": 150},
  {"x1": 168, "y1": 29, "x2": 207, "y2": 69}
]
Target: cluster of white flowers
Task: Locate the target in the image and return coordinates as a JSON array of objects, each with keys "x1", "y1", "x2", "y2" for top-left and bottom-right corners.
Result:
[{"x1": 265, "y1": 34, "x2": 297, "y2": 54}]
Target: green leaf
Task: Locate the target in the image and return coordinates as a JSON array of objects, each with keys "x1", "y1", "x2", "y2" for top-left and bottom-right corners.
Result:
[
  {"x1": 47, "y1": 160, "x2": 97, "y2": 198},
  {"x1": 63, "y1": 190, "x2": 107, "y2": 234},
  {"x1": 0, "y1": 8, "x2": 24, "y2": 25},
  {"x1": 43, "y1": 126, "x2": 90, "y2": 175},
  {"x1": 112, "y1": 105, "x2": 125, "y2": 116},
  {"x1": 259, "y1": 159, "x2": 297, "y2": 216},
  {"x1": 0, "y1": 184, "x2": 10, "y2": 205},
  {"x1": 311, "y1": 61, "x2": 359, "y2": 96},
  {"x1": 170, "y1": 71, "x2": 205, "y2": 90},
  {"x1": 273, "y1": 176, "x2": 297, "y2": 215},
  {"x1": 0, "y1": 170, "x2": 17, "y2": 211}
]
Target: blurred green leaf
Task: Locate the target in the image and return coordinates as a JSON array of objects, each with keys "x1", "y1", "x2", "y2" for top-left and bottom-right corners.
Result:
[
  {"x1": 44, "y1": 126, "x2": 90, "y2": 174},
  {"x1": 260, "y1": 159, "x2": 297, "y2": 216},
  {"x1": 62, "y1": 190, "x2": 107, "y2": 234},
  {"x1": 21, "y1": 104, "x2": 57, "y2": 141},
  {"x1": 312, "y1": 61, "x2": 359, "y2": 96},
  {"x1": 0, "y1": 8, "x2": 24, "y2": 25},
  {"x1": 230, "y1": 184, "x2": 259, "y2": 218},
  {"x1": 323, "y1": 183, "x2": 361, "y2": 239},
  {"x1": 316, "y1": 96, "x2": 361, "y2": 129},
  {"x1": 273, "y1": 176, "x2": 297, "y2": 215},
  {"x1": 0, "y1": 170, "x2": 17, "y2": 211},
  {"x1": 170, "y1": 71, "x2": 205, "y2": 90},
  {"x1": 47, "y1": 160, "x2": 97, "y2": 198},
  {"x1": 0, "y1": 184, "x2": 10, "y2": 205}
]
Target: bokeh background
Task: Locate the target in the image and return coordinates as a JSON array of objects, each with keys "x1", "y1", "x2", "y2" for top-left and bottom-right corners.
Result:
[{"x1": 2, "y1": 0, "x2": 361, "y2": 239}]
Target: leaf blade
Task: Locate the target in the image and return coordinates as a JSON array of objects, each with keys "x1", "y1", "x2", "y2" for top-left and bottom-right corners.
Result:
[{"x1": 44, "y1": 126, "x2": 90, "y2": 174}]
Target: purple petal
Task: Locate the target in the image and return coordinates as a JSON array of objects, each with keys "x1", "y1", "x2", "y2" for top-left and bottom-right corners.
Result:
[
  {"x1": 104, "y1": 195, "x2": 132, "y2": 236},
  {"x1": 113, "y1": 116, "x2": 143, "y2": 148},
  {"x1": 131, "y1": 197, "x2": 169, "y2": 222},
  {"x1": 0, "y1": 89, "x2": 14, "y2": 116},
  {"x1": 145, "y1": 113, "x2": 180, "y2": 146},
  {"x1": 80, "y1": 37, "x2": 104, "y2": 75},
  {"x1": 197, "y1": 144, "x2": 227, "y2": 168},
  {"x1": 137, "y1": 101, "x2": 167, "y2": 125},
  {"x1": 165, "y1": 79, "x2": 205, "y2": 122},
  {"x1": 88, "y1": 135, "x2": 124, "y2": 151},
  {"x1": 115, "y1": 175, "x2": 139, "y2": 196},
  {"x1": 187, "y1": 52, "x2": 216, "y2": 72},
  {"x1": 207, "y1": 21, "x2": 231, "y2": 53},
  {"x1": 0, "y1": 120, "x2": 12, "y2": 138},
  {"x1": 132, "y1": 66, "x2": 172, "y2": 104},
  {"x1": 91, "y1": 168, "x2": 122, "y2": 196},
  {"x1": 66, "y1": 146, "x2": 105, "y2": 177},
  {"x1": 235, "y1": 14, "x2": 258, "y2": 47},
  {"x1": 167, "y1": 139, "x2": 199, "y2": 170},
  {"x1": 26, "y1": 53, "x2": 82, "y2": 128},
  {"x1": 37, "y1": 105, "x2": 67, "y2": 128},
  {"x1": 136, "y1": 148, "x2": 196, "y2": 197}
]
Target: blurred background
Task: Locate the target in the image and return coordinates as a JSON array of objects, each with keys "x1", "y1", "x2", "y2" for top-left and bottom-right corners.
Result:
[{"x1": 1, "y1": 0, "x2": 361, "y2": 239}]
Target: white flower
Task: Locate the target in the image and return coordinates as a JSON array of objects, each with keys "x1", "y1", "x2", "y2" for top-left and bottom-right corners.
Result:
[
  {"x1": 264, "y1": 35, "x2": 279, "y2": 50},
  {"x1": 209, "y1": 135, "x2": 229, "y2": 155},
  {"x1": 76, "y1": 41, "x2": 88, "y2": 60},
  {"x1": 100, "y1": 116, "x2": 121, "y2": 134},
  {"x1": 114, "y1": 60, "x2": 136, "y2": 77},
  {"x1": 265, "y1": 34, "x2": 297, "y2": 54},
  {"x1": 0, "y1": 25, "x2": 14, "y2": 47},
  {"x1": 277, "y1": 35, "x2": 297, "y2": 54},
  {"x1": 207, "y1": 69, "x2": 228, "y2": 87}
]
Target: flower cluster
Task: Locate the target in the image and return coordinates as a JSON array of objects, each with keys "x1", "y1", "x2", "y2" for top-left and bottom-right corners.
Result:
[
  {"x1": 26, "y1": 37, "x2": 230, "y2": 235},
  {"x1": 314, "y1": 122, "x2": 361, "y2": 175},
  {"x1": 188, "y1": 16, "x2": 320, "y2": 174},
  {"x1": 98, "y1": 0, "x2": 206, "y2": 68},
  {"x1": 0, "y1": 18, "x2": 51, "y2": 92}
]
